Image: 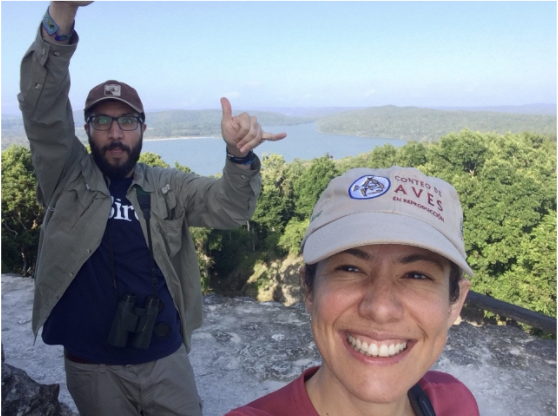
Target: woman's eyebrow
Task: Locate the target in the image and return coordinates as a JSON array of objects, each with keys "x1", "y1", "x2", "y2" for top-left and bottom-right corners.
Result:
[
  {"x1": 399, "y1": 254, "x2": 446, "y2": 272},
  {"x1": 339, "y1": 249, "x2": 446, "y2": 272},
  {"x1": 342, "y1": 248, "x2": 373, "y2": 260}
]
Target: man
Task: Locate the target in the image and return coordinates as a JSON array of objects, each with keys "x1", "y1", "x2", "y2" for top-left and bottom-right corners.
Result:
[{"x1": 19, "y1": 2, "x2": 286, "y2": 415}]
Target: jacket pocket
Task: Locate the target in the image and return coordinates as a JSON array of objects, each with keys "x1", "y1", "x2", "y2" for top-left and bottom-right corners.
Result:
[
  {"x1": 158, "y1": 216, "x2": 185, "y2": 258},
  {"x1": 152, "y1": 189, "x2": 186, "y2": 258},
  {"x1": 50, "y1": 182, "x2": 97, "y2": 233}
]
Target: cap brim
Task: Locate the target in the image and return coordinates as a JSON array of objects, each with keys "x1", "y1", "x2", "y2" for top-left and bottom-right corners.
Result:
[
  {"x1": 302, "y1": 212, "x2": 474, "y2": 276},
  {"x1": 84, "y1": 97, "x2": 143, "y2": 114}
]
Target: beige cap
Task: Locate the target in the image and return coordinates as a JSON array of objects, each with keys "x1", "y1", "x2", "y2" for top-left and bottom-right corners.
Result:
[{"x1": 301, "y1": 166, "x2": 473, "y2": 276}]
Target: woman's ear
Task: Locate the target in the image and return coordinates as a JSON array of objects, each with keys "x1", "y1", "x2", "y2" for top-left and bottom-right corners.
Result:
[{"x1": 447, "y1": 279, "x2": 471, "y2": 329}]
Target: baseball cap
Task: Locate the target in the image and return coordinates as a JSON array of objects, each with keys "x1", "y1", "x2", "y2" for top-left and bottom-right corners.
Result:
[
  {"x1": 84, "y1": 80, "x2": 144, "y2": 120},
  {"x1": 301, "y1": 166, "x2": 473, "y2": 276}
]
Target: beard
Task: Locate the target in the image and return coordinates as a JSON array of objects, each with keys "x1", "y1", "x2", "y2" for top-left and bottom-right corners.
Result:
[{"x1": 88, "y1": 133, "x2": 143, "y2": 179}]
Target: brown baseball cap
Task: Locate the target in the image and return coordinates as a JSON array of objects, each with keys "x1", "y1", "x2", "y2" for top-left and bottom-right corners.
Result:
[
  {"x1": 84, "y1": 80, "x2": 144, "y2": 120},
  {"x1": 301, "y1": 166, "x2": 473, "y2": 276}
]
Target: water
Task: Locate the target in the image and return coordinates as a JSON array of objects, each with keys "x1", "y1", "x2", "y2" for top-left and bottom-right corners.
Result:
[{"x1": 141, "y1": 122, "x2": 405, "y2": 176}]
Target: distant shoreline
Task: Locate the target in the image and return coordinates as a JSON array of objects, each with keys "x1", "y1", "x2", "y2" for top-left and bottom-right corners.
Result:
[{"x1": 143, "y1": 136, "x2": 220, "y2": 142}]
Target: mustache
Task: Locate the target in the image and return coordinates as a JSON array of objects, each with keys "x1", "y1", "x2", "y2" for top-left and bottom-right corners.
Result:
[{"x1": 102, "y1": 142, "x2": 131, "y2": 153}]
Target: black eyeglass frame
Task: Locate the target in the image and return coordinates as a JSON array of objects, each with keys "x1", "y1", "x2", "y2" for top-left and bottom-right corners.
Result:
[{"x1": 87, "y1": 115, "x2": 144, "y2": 131}]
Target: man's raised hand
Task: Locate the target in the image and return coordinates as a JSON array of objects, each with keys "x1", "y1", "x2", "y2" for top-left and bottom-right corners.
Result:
[
  {"x1": 220, "y1": 97, "x2": 287, "y2": 156},
  {"x1": 44, "y1": 1, "x2": 94, "y2": 43}
]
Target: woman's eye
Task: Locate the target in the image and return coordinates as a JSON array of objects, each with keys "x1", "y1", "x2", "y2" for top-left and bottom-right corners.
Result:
[
  {"x1": 405, "y1": 272, "x2": 429, "y2": 280},
  {"x1": 337, "y1": 265, "x2": 361, "y2": 273}
]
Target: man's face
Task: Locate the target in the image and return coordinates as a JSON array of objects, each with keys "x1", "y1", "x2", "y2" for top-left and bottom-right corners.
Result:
[
  {"x1": 304, "y1": 244, "x2": 470, "y2": 407},
  {"x1": 85, "y1": 100, "x2": 146, "y2": 178}
]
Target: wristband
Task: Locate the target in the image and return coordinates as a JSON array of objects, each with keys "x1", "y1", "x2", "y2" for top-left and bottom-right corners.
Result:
[
  {"x1": 227, "y1": 149, "x2": 256, "y2": 165},
  {"x1": 42, "y1": 7, "x2": 75, "y2": 41}
]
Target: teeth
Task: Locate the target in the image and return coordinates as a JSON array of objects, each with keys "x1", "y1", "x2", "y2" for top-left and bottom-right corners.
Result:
[
  {"x1": 347, "y1": 334, "x2": 407, "y2": 358},
  {"x1": 379, "y1": 344, "x2": 389, "y2": 357}
]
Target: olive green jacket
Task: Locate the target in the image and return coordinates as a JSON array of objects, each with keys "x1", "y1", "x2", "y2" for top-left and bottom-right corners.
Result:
[{"x1": 19, "y1": 28, "x2": 261, "y2": 352}]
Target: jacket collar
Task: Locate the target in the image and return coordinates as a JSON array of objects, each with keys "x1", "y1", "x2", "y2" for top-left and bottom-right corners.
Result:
[
  {"x1": 81, "y1": 155, "x2": 155, "y2": 195},
  {"x1": 130, "y1": 163, "x2": 155, "y2": 193}
]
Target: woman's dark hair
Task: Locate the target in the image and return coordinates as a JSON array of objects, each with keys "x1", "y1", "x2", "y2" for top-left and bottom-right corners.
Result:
[{"x1": 303, "y1": 260, "x2": 463, "y2": 304}]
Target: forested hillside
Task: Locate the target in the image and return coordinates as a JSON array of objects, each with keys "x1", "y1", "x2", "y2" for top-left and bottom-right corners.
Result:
[
  {"x1": 316, "y1": 106, "x2": 557, "y2": 142},
  {"x1": 2, "y1": 130, "x2": 556, "y2": 332}
]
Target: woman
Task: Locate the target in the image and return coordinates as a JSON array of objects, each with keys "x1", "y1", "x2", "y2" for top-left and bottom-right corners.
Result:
[{"x1": 226, "y1": 167, "x2": 480, "y2": 416}]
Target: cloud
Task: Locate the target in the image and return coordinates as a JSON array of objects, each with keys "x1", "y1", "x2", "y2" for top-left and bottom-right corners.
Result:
[{"x1": 364, "y1": 89, "x2": 376, "y2": 97}]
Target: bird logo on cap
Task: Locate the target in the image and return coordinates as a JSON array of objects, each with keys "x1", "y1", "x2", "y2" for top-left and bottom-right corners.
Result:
[
  {"x1": 349, "y1": 175, "x2": 391, "y2": 199},
  {"x1": 104, "y1": 84, "x2": 121, "y2": 97}
]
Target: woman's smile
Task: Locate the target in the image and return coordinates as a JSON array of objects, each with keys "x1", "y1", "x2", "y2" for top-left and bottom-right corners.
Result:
[{"x1": 346, "y1": 332, "x2": 408, "y2": 358}]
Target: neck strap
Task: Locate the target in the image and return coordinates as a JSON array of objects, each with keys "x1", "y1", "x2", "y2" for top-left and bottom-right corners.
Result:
[
  {"x1": 135, "y1": 186, "x2": 158, "y2": 296},
  {"x1": 408, "y1": 383, "x2": 436, "y2": 416},
  {"x1": 107, "y1": 186, "x2": 158, "y2": 297}
]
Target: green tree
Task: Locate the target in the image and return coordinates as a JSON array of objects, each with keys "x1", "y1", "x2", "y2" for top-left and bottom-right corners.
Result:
[
  {"x1": 278, "y1": 218, "x2": 309, "y2": 256},
  {"x1": 251, "y1": 154, "x2": 294, "y2": 251},
  {"x1": 190, "y1": 227, "x2": 214, "y2": 293},
  {"x1": 500, "y1": 212, "x2": 557, "y2": 317},
  {"x1": 1, "y1": 145, "x2": 43, "y2": 275},
  {"x1": 293, "y1": 155, "x2": 339, "y2": 218},
  {"x1": 174, "y1": 161, "x2": 192, "y2": 173},
  {"x1": 138, "y1": 151, "x2": 170, "y2": 168},
  {"x1": 423, "y1": 131, "x2": 556, "y2": 319},
  {"x1": 394, "y1": 141, "x2": 428, "y2": 167},
  {"x1": 424, "y1": 129, "x2": 489, "y2": 178}
]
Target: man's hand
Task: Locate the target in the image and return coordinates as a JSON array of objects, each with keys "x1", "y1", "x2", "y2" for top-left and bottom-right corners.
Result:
[
  {"x1": 220, "y1": 97, "x2": 287, "y2": 157},
  {"x1": 43, "y1": 1, "x2": 94, "y2": 44}
]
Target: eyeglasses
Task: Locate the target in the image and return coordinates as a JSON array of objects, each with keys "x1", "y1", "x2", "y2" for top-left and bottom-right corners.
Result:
[{"x1": 87, "y1": 115, "x2": 142, "y2": 131}]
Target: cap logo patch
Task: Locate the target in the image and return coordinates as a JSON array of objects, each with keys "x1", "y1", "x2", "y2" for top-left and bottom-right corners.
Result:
[
  {"x1": 104, "y1": 84, "x2": 122, "y2": 97},
  {"x1": 349, "y1": 175, "x2": 390, "y2": 199}
]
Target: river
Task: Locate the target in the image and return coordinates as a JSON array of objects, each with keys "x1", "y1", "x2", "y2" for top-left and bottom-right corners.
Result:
[{"x1": 141, "y1": 122, "x2": 405, "y2": 176}]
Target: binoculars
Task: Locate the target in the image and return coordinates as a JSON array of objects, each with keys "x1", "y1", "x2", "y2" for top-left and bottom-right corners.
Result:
[{"x1": 107, "y1": 294, "x2": 160, "y2": 349}]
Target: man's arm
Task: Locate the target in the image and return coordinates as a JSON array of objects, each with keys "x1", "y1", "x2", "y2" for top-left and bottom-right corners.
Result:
[
  {"x1": 173, "y1": 98, "x2": 287, "y2": 227},
  {"x1": 19, "y1": 2, "x2": 92, "y2": 205}
]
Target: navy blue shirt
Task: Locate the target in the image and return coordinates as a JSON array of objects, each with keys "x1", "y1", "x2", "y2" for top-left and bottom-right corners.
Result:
[{"x1": 42, "y1": 177, "x2": 183, "y2": 364}]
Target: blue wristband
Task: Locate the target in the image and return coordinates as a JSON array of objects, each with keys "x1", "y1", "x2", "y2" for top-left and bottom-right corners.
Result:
[{"x1": 42, "y1": 7, "x2": 75, "y2": 41}]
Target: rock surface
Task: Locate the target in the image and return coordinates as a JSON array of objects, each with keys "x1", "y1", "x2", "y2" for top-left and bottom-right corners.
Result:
[
  {"x1": 2, "y1": 274, "x2": 556, "y2": 416},
  {"x1": 2, "y1": 344, "x2": 76, "y2": 416}
]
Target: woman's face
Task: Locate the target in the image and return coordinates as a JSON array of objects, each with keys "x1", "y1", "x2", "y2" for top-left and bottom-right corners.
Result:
[{"x1": 305, "y1": 244, "x2": 470, "y2": 405}]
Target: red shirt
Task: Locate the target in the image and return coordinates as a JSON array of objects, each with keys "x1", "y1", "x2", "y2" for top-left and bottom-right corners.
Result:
[{"x1": 225, "y1": 367, "x2": 479, "y2": 416}]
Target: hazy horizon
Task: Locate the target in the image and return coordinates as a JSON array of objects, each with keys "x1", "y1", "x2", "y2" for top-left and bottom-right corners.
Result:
[{"x1": 2, "y1": 103, "x2": 556, "y2": 118}]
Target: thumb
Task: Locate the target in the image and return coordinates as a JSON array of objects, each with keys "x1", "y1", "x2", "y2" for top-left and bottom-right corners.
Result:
[{"x1": 220, "y1": 97, "x2": 232, "y2": 120}]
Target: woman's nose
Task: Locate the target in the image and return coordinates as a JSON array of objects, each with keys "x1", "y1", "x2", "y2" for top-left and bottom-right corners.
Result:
[{"x1": 358, "y1": 277, "x2": 404, "y2": 324}]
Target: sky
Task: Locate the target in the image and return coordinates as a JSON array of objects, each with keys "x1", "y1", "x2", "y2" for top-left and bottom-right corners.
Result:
[{"x1": 1, "y1": 1, "x2": 556, "y2": 115}]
